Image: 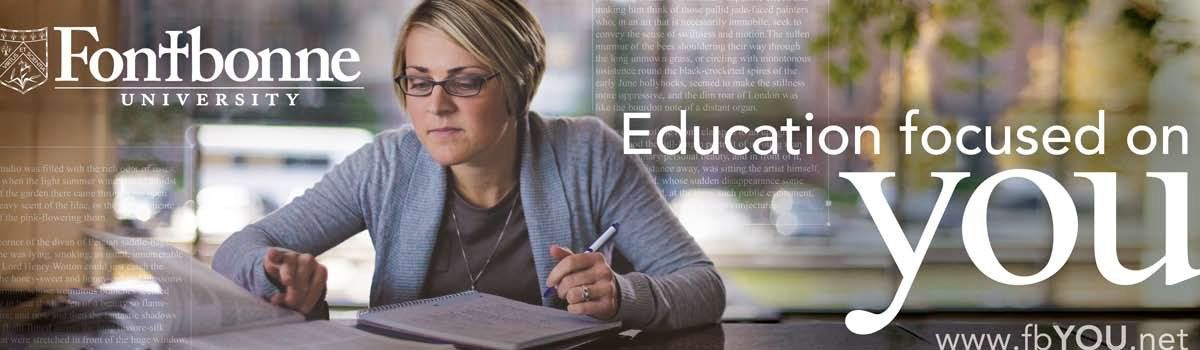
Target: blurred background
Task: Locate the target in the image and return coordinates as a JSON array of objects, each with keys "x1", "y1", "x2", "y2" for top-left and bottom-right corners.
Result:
[{"x1": 3, "y1": 0, "x2": 1200, "y2": 321}]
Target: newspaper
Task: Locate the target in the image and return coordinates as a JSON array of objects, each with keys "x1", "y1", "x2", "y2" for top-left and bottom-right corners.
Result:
[{"x1": 86, "y1": 231, "x2": 449, "y2": 349}]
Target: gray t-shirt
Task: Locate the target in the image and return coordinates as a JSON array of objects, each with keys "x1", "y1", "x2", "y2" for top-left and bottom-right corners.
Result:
[{"x1": 420, "y1": 186, "x2": 542, "y2": 305}]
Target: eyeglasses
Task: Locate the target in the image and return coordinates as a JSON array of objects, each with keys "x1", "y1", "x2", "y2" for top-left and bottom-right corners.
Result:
[{"x1": 394, "y1": 72, "x2": 500, "y2": 97}]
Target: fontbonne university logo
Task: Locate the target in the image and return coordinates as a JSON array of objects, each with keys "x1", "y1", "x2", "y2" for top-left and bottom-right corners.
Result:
[
  {"x1": 0, "y1": 27, "x2": 48, "y2": 94},
  {"x1": 0, "y1": 26, "x2": 361, "y2": 106}
]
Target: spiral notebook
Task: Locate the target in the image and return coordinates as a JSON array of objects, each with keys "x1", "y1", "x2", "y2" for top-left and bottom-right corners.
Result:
[{"x1": 356, "y1": 290, "x2": 621, "y2": 350}]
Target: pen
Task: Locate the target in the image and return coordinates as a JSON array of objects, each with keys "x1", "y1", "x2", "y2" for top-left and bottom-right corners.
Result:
[{"x1": 543, "y1": 223, "x2": 619, "y2": 299}]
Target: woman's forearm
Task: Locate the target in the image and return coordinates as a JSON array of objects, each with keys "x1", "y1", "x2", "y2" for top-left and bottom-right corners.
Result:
[
  {"x1": 213, "y1": 139, "x2": 376, "y2": 299},
  {"x1": 213, "y1": 225, "x2": 282, "y2": 299},
  {"x1": 614, "y1": 264, "x2": 726, "y2": 331},
  {"x1": 212, "y1": 184, "x2": 367, "y2": 299},
  {"x1": 578, "y1": 118, "x2": 727, "y2": 331}
]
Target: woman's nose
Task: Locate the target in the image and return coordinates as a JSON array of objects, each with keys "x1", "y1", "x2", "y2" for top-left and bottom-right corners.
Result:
[{"x1": 425, "y1": 85, "x2": 457, "y2": 116}]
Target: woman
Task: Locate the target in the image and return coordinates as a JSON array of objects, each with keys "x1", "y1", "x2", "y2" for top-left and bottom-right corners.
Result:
[{"x1": 213, "y1": 0, "x2": 724, "y2": 331}]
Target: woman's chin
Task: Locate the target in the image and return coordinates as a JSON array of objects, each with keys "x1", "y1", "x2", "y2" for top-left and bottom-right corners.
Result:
[{"x1": 428, "y1": 149, "x2": 472, "y2": 166}]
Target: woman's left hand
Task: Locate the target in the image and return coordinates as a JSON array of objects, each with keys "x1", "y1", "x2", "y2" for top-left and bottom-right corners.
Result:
[{"x1": 546, "y1": 245, "x2": 619, "y2": 319}]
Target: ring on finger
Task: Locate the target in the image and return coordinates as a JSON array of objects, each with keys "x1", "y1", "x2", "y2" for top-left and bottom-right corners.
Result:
[{"x1": 581, "y1": 286, "x2": 591, "y2": 302}]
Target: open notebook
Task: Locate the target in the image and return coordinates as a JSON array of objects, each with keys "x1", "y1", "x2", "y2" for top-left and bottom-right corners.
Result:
[{"x1": 357, "y1": 290, "x2": 622, "y2": 350}]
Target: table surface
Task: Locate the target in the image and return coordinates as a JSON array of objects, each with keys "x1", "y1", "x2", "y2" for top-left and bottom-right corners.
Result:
[
  {"x1": 580, "y1": 322, "x2": 924, "y2": 350},
  {"x1": 334, "y1": 317, "x2": 1200, "y2": 350},
  {"x1": 587, "y1": 318, "x2": 1200, "y2": 350}
]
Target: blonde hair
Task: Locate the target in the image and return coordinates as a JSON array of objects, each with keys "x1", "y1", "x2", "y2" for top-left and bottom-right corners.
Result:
[{"x1": 394, "y1": 0, "x2": 546, "y2": 119}]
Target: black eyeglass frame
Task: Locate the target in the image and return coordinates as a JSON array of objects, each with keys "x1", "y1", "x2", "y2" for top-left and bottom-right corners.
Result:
[{"x1": 394, "y1": 72, "x2": 500, "y2": 97}]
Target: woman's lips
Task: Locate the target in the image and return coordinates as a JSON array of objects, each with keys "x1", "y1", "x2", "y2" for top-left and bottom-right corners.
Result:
[{"x1": 427, "y1": 127, "x2": 463, "y2": 137}]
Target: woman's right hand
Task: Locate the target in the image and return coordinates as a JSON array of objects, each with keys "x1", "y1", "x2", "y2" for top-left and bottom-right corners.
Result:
[{"x1": 262, "y1": 247, "x2": 327, "y2": 314}]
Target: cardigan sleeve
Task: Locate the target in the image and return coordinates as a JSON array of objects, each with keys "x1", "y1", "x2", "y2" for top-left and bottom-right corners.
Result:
[
  {"x1": 211, "y1": 135, "x2": 378, "y2": 301},
  {"x1": 580, "y1": 119, "x2": 726, "y2": 331}
]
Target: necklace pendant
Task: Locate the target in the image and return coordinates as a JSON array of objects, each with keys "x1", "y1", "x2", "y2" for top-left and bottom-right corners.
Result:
[{"x1": 449, "y1": 190, "x2": 519, "y2": 295}]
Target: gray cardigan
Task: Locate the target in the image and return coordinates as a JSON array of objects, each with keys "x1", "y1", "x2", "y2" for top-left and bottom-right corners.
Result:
[{"x1": 212, "y1": 112, "x2": 725, "y2": 331}]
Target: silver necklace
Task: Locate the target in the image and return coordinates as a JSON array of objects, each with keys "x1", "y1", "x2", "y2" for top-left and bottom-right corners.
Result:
[{"x1": 449, "y1": 188, "x2": 517, "y2": 290}]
